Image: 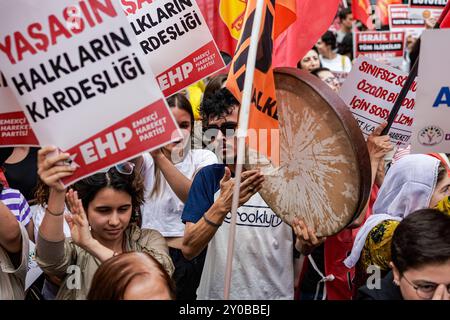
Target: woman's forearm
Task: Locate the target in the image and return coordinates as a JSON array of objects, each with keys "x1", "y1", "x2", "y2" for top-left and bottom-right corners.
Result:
[
  {"x1": 39, "y1": 188, "x2": 66, "y2": 242},
  {"x1": 154, "y1": 155, "x2": 192, "y2": 203}
]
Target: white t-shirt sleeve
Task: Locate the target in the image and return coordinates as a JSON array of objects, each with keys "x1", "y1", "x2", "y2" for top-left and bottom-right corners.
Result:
[
  {"x1": 192, "y1": 150, "x2": 218, "y2": 173},
  {"x1": 141, "y1": 153, "x2": 156, "y2": 195},
  {"x1": 343, "y1": 55, "x2": 352, "y2": 73}
]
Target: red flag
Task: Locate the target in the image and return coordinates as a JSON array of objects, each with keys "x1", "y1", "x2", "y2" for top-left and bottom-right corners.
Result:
[
  {"x1": 226, "y1": 0, "x2": 296, "y2": 162},
  {"x1": 198, "y1": 0, "x2": 297, "y2": 57},
  {"x1": 439, "y1": 1, "x2": 450, "y2": 28},
  {"x1": 273, "y1": 0, "x2": 341, "y2": 68},
  {"x1": 376, "y1": 0, "x2": 402, "y2": 26},
  {"x1": 196, "y1": 0, "x2": 242, "y2": 56},
  {"x1": 352, "y1": 0, "x2": 374, "y2": 29}
]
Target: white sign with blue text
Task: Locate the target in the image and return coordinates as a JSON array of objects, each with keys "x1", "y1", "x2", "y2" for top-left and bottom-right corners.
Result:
[{"x1": 411, "y1": 29, "x2": 450, "y2": 153}]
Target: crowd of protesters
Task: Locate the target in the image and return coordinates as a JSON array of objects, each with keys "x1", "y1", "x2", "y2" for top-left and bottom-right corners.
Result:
[{"x1": 1, "y1": 6, "x2": 450, "y2": 301}]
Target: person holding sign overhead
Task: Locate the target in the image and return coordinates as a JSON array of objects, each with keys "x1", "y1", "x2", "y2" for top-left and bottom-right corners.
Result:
[
  {"x1": 35, "y1": 146, "x2": 174, "y2": 300},
  {"x1": 140, "y1": 93, "x2": 217, "y2": 300}
]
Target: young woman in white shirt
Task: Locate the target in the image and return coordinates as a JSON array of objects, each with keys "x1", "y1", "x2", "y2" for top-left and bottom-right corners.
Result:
[{"x1": 140, "y1": 93, "x2": 217, "y2": 300}]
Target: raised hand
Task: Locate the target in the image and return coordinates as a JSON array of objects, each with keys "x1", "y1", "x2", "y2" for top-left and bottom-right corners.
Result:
[
  {"x1": 65, "y1": 189, "x2": 93, "y2": 249},
  {"x1": 366, "y1": 122, "x2": 393, "y2": 161},
  {"x1": 292, "y1": 218, "x2": 327, "y2": 256},
  {"x1": 37, "y1": 146, "x2": 76, "y2": 192},
  {"x1": 216, "y1": 168, "x2": 264, "y2": 213}
]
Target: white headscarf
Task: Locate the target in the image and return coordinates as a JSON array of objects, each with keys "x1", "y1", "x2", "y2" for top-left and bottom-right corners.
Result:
[{"x1": 344, "y1": 154, "x2": 440, "y2": 268}]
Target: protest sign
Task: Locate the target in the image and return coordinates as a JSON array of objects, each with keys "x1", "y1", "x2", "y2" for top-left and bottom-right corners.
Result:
[
  {"x1": 389, "y1": 4, "x2": 426, "y2": 38},
  {"x1": 411, "y1": 29, "x2": 450, "y2": 153},
  {"x1": 122, "y1": 0, "x2": 226, "y2": 97},
  {"x1": 389, "y1": 2, "x2": 446, "y2": 38},
  {"x1": 0, "y1": 0, "x2": 181, "y2": 186},
  {"x1": 339, "y1": 56, "x2": 416, "y2": 147},
  {"x1": 410, "y1": 0, "x2": 448, "y2": 10},
  {"x1": 0, "y1": 72, "x2": 39, "y2": 146},
  {"x1": 353, "y1": 30, "x2": 406, "y2": 68},
  {"x1": 25, "y1": 241, "x2": 43, "y2": 291}
]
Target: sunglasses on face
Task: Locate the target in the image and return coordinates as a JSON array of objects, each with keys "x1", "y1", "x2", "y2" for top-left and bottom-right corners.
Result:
[
  {"x1": 97, "y1": 161, "x2": 135, "y2": 176},
  {"x1": 203, "y1": 122, "x2": 238, "y2": 140}
]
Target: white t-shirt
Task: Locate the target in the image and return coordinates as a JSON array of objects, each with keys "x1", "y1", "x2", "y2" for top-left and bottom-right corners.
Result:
[
  {"x1": 320, "y1": 53, "x2": 352, "y2": 73},
  {"x1": 140, "y1": 149, "x2": 218, "y2": 236},
  {"x1": 197, "y1": 192, "x2": 294, "y2": 300},
  {"x1": 31, "y1": 205, "x2": 72, "y2": 242}
]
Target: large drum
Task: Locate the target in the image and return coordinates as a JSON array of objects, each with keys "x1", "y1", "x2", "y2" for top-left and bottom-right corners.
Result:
[{"x1": 245, "y1": 68, "x2": 372, "y2": 237}]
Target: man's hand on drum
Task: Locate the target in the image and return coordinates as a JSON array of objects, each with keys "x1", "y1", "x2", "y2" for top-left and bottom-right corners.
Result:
[
  {"x1": 216, "y1": 168, "x2": 264, "y2": 214},
  {"x1": 366, "y1": 122, "x2": 393, "y2": 162},
  {"x1": 292, "y1": 218, "x2": 326, "y2": 256}
]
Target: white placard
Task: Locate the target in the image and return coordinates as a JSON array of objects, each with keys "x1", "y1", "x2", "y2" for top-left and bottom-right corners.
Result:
[
  {"x1": 339, "y1": 56, "x2": 416, "y2": 147},
  {"x1": 122, "y1": 0, "x2": 225, "y2": 97},
  {"x1": 411, "y1": 29, "x2": 450, "y2": 153},
  {"x1": 0, "y1": 0, "x2": 181, "y2": 185}
]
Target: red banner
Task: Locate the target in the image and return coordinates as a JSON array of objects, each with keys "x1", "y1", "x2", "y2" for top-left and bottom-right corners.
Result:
[{"x1": 62, "y1": 99, "x2": 178, "y2": 185}]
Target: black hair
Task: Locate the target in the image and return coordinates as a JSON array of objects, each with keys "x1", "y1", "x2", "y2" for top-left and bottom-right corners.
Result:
[
  {"x1": 338, "y1": 7, "x2": 352, "y2": 22},
  {"x1": 203, "y1": 73, "x2": 228, "y2": 101},
  {"x1": 166, "y1": 93, "x2": 194, "y2": 126},
  {"x1": 200, "y1": 87, "x2": 239, "y2": 126},
  {"x1": 296, "y1": 46, "x2": 320, "y2": 69},
  {"x1": 321, "y1": 31, "x2": 337, "y2": 50},
  {"x1": 72, "y1": 168, "x2": 144, "y2": 224},
  {"x1": 338, "y1": 33, "x2": 353, "y2": 60},
  {"x1": 391, "y1": 209, "x2": 450, "y2": 274}
]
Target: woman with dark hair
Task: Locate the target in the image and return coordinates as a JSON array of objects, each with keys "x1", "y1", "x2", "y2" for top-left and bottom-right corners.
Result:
[
  {"x1": 297, "y1": 47, "x2": 321, "y2": 72},
  {"x1": 358, "y1": 209, "x2": 450, "y2": 300},
  {"x1": 140, "y1": 93, "x2": 217, "y2": 300},
  {"x1": 35, "y1": 146, "x2": 174, "y2": 300},
  {"x1": 87, "y1": 252, "x2": 175, "y2": 300}
]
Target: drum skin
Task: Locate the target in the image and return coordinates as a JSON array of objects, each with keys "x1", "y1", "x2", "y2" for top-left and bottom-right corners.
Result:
[{"x1": 245, "y1": 68, "x2": 372, "y2": 237}]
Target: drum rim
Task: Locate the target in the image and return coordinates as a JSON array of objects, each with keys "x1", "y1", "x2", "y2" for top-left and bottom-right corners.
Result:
[{"x1": 273, "y1": 67, "x2": 372, "y2": 232}]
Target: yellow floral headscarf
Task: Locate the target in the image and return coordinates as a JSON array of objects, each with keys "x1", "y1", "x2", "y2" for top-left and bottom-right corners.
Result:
[{"x1": 435, "y1": 196, "x2": 450, "y2": 217}]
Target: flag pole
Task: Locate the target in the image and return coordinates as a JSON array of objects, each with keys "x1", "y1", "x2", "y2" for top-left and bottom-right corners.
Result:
[
  {"x1": 342, "y1": 0, "x2": 348, "y2": 9},
  {"x1": 381, "y1": 4, "x2": 449, "y2": 136},
  {"x1": 223, "y1": 0, "x2": 265, "y2": 300}
]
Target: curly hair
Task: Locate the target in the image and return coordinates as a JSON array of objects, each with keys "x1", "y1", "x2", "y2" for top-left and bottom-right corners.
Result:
[
  {"x1": 72, "y1": 167, "x2": 145, "y2": 224},
  {"x1": 200, "y1": 87, "x2": 239, "y2": 126}
]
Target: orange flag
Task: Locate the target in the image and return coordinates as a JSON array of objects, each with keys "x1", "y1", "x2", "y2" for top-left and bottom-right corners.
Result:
[{"x1": 226, "y1": 0, "x2": 296, "y2": 163}]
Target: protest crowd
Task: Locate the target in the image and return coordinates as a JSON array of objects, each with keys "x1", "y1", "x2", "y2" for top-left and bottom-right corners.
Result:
[{"x1": 1, "y1": 0, "x2": 450, "y2": 302}]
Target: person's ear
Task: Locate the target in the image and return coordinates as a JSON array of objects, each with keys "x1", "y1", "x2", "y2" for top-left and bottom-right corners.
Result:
[{"x1": 390, "y1": 262, "x2": 400, "y2": 286}]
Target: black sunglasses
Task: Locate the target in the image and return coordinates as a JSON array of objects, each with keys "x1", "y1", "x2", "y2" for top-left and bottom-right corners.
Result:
[{"x1": 203, "y1": 122, "x2": 238, "y2": 140}]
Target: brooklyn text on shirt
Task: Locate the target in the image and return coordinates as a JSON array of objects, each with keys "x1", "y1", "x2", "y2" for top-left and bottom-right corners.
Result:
[{"x1": 223, "y1": 204, "x2": 283, "y2": 228}]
